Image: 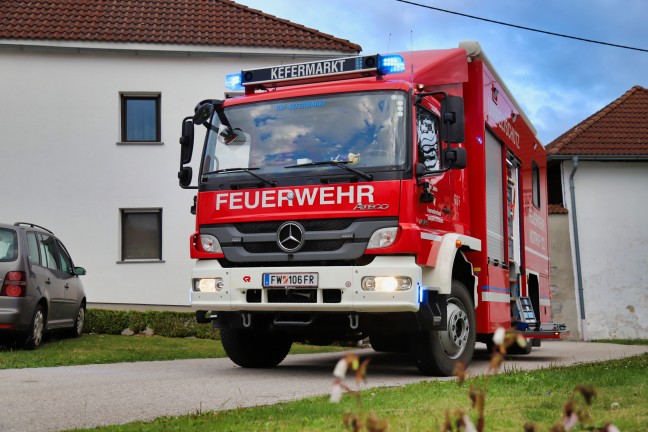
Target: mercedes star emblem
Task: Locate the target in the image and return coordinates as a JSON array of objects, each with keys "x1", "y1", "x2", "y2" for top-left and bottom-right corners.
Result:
[{"x1": 277, "y1": 221, "x2": 305, "y2": 253}]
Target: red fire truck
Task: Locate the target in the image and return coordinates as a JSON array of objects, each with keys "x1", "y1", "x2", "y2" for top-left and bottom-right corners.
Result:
[{"x1": 178, "y1": 41, "x2": 566, "y2": 375}]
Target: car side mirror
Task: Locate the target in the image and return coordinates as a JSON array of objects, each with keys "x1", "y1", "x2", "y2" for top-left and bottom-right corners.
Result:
[{"x1": 73, "y1": 267, "x2": 86, "y2": 276}]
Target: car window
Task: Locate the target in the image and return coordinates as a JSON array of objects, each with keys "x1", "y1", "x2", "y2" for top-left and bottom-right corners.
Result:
[
  {"x1": 38, "y1": 234, "x2": 60, "y2": 271},
  {"x1": 27, "y1": 232, "x2": 40, "y2": 265},
  {"x1": 0, "y1": 228, "x2": 17, "y2": 262},
  {"x1": 56, "y1": 239, "x2": 73, "y2": 274}
]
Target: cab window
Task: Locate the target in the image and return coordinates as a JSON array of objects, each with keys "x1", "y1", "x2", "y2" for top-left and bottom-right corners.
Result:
[{"x1": 417, "y1": 108, "x2": 441, "y2": 171}]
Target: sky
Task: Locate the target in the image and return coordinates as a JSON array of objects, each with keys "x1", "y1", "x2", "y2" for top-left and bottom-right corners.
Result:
[{"x1": 235, "y1": 0, "x2": 647, "y2": 145}]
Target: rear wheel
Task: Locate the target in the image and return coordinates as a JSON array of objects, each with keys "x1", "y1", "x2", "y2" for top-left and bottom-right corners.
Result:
[
  {"x1": 220, "y1": 327, "x2": 293, "y2": 368},
  {"x1": 411, "y1": 280, "x2": 476, "y2": 376},
  {"x1": 24, "y1": 304, "x2": 45, "y2": 350}
]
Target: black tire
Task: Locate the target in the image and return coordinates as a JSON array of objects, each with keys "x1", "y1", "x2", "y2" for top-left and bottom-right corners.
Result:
[
  {"x1": 24, "y1": 304, "x2": 46, "y2": 350},
  {"x1": 507, "y1": 337, "x2": 533, "y2": 355},
  {"x1": 220, "y1": 327, "x2": 292, "y2": 368},
  {"x1": 410, "y1": 280, "x2": 476, "y2": 376},
  {"x1": 69, "y1": 304, "x2": 85, "y2": 338},
  {"x1": 370, "y1": 333, "x2": 409, "y2": 353}
]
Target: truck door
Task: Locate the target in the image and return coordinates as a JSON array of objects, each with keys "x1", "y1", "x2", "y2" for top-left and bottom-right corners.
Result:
[{"x1": 415, "y1": 105, "x2": 452, "y2": 229}]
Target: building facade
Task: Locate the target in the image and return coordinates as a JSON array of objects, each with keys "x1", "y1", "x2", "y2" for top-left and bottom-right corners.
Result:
[
  {"x1": 0, "y1": 0, "x2": 360, "y2": 307},
  {"x1": 546, "y1": 86, "x2": 648, "y2": 340}
]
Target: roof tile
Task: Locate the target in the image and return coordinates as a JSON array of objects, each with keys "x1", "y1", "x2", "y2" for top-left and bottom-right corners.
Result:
[
  {"x1": 0, "y1": 0, "x2": 361, "y2": 52},
  {"x1": 546, "y1": 86, "x2": 648, "y2": 157}
]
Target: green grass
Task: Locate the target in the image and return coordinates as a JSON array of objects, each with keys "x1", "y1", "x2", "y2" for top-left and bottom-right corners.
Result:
[
  {"x1": 0, "y1": 334, "x2": 350, "y2": 369},
  {"x1": 68, "y1": 354, "x2": 648, "y2": 432}
]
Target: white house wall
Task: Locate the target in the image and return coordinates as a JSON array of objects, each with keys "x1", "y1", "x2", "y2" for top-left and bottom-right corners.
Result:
[
  {"x1": 562, "y1": 160, "x2": 648, "y2": 339},
  {"x1": 0, "y1": 48, "x2": 329, "y2": 306}
]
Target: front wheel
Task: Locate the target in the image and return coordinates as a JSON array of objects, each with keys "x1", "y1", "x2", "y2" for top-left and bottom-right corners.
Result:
[
  {"x1": 69, "y1": 304, "x2": 85, "y2": 338},
  {"x1": 411, "y1": 280, "x2": 476, "y2": 376},
  {"x1": 220, "y1": 327, "x2": 293, "y2": 368}
]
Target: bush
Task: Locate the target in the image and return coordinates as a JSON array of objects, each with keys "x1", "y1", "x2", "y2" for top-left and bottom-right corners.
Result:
[{"x1": 84, "y1": 309, "x2": 219, "y2": 340}]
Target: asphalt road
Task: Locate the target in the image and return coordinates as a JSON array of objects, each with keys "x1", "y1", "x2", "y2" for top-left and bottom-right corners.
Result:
[{"x1": 0, "y1": 341, "x2": 645, "y2": 432}]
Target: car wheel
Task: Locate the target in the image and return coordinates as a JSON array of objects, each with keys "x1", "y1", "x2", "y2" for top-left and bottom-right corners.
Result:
[
  {"x1": 410, "y1": 280, "x2": 476, "y2": 376},
  {"x1": 220, "y1": 327, "x2": 292, "y2": 368},
  {"x1": 70, "y1": 305, "x2": 85, "y2": 338},
  {"x1": 24, "y1": 304, "x2": 46, "y2": 350}
]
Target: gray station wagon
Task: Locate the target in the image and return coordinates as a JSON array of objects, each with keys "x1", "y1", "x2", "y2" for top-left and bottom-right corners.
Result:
[{"x1": 0, "y1": 222, "x2": 86, "y2": 349}]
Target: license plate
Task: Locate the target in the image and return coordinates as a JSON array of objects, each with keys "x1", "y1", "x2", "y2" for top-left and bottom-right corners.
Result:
[{"x1": 262, "y1": 272, "x2": 319, "y2": 288}]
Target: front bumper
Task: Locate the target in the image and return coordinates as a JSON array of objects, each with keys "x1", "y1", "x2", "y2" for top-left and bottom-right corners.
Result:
[{"x1": 191, "y1": 256, "x2": 424, "y2": 313}]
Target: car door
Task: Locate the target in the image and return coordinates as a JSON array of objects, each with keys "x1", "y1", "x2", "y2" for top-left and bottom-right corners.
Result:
[
  {"x1": 54, "y1": 238, "x2": 82, "y2": 323},
  {"x1": 30, "y1": 233, "x2": 67, "y2": 327}
]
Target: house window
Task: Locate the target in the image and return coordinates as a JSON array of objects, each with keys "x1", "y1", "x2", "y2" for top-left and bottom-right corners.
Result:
[
  {"x1": 532, "y1": 161, "x2": 541, "y2": 208},
  {"x1": 120, "y1": 94, "x2": 161, "y2": 143},
  {"x1": 120, "y1": 209, "x2": 162, "y2": 261}
]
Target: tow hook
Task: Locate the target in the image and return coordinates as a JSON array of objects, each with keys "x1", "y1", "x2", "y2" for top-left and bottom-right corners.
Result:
[
  {"x1": 348, "y1": 313, "x2": 359, "y2": 330},
  {"x1": 241, "y1": 312, "x2": 252, "y2": 328}
]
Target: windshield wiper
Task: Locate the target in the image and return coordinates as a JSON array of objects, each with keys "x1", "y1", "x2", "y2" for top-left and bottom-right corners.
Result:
[
  {"x1": 284, "y1": 161, "x2": 373, "y2": 181},
  {"x1": 202, "y1": 167, "x2": 277, "y2": 187}
]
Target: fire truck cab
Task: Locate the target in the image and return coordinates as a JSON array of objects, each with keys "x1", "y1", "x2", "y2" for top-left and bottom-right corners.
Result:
[{"x1": 178, "y1": 41, "x2": 566, "y2": 375}]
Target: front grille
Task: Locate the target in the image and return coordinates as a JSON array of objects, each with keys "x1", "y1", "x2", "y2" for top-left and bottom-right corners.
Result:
[
  {"x1": 235, "y1": 218, "x2": 354, "y2": 234},
  {"x1": 203, "y1": 217, "x2": 398, "y2": 263},
  {"x1": 243, "y1": 239, "x2": 346, "y2": 254}
]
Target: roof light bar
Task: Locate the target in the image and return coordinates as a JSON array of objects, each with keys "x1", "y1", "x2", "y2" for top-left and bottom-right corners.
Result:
[
  {"x1": 378, "y1": 54, "x2": 406, "y2": 74},
  {"x1": 225, "y1": 73, "x2": 244, "y2": 91},
  {"x1": 226, "y1": 54, "x2": 406, "y2": 92}
]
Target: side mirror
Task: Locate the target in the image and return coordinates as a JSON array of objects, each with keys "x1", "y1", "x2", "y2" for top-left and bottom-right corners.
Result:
[
  {"x1": 179, "y1": 117, "x2": 194, "y2": 165},
  {"x1": 178, "y1": 167, "x2": 193, "y2": 188},
  {"x1": 440, "y1": 96, "x2": 465, "y2": 144},
  {"x1": 444, "y1": 147, "x2": 467, "y2": 170},
  {"x1": 193, "y1": 102, "x2": 214, "y2": 125},
  {"x1": 73, "y1": 266, "x2": 86, "y2": 276}
]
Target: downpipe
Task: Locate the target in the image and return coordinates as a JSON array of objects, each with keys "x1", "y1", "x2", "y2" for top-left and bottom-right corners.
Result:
[{"x1": 569, "y1": 156, "x2": 587, "y2": 341}]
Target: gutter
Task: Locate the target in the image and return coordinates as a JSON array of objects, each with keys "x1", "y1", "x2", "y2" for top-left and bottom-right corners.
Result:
[{"x1": 569, "y1": 156, "x2": 587, "y2": 341}]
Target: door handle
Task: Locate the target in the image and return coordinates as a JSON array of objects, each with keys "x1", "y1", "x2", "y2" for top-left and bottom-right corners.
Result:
[
  {"x1": 45, "y1": 279, "x2": 51, "y2": 285},
  {"x1": 64, "y1": 284, "x2": 70, "y2": 289}
]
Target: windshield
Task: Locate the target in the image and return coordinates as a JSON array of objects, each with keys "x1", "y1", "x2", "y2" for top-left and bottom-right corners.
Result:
[{"x1": 201, "y1": 91, "x2": 408, "y2": 179}]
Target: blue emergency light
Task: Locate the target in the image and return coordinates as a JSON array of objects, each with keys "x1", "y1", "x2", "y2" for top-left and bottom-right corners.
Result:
[
  {"x1": 224, "y1": 53, "x2": 406, "y2": 91},
  {"x1": 378, "y1": 54, "x2": 406, "y2": 74},
  {"x1": 225, "y1": 73, "x2": 244, "y2": 91}
]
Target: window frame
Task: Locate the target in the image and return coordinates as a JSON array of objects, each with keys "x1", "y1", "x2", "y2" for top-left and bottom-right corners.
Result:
[
  {"x1": 119, "y1": 93, "x2": 162, "y2": 144},
  {"x1": 119, "y1": 208, "x2": 164, "y2": 263},
  {"x1": 532, "y1": 161, "x2": 541, "y2": 209},
  {"x1": 415, "y1": 106, "x2": 442, "y2": 172}
]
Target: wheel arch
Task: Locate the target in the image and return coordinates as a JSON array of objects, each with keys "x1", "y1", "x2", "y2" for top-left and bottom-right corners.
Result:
[{"x1": 421, "y1": 233, "x2": 480, "y2": 298}]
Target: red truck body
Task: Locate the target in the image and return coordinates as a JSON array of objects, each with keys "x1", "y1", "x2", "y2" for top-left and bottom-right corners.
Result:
[{"x1": 179, "y1": 41, "x2": 565, "y2": 375}]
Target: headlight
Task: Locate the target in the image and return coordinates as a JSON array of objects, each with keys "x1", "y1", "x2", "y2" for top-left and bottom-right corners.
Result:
[
  {"x1": 361, "y1": 276, "x2": 412, "y2": 292},
  {"x1": 199, "y1": 234, "x2": 222, "y2": 254},
  {"x1": 366, "y1": 227, "x2": 398, "y2": 249},
  {"x1": 193, "y1": 278, "x2": 224, "y2": 292}
]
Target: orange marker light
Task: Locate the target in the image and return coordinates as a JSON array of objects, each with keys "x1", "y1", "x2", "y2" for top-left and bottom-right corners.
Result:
[{"x1": 456, "y1": 240, "x2": 462, "y2": 248}]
